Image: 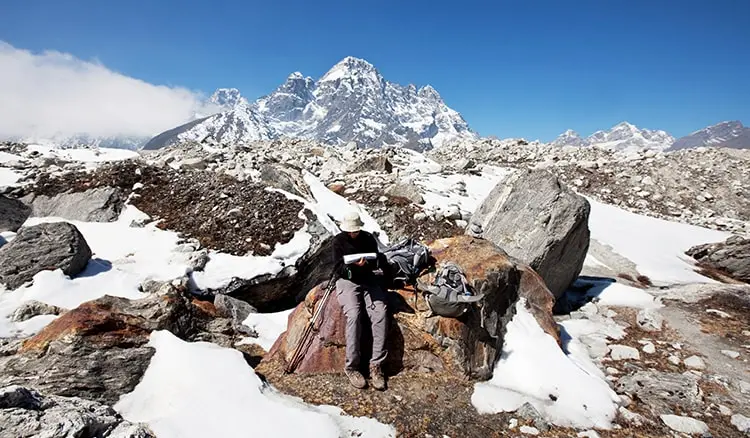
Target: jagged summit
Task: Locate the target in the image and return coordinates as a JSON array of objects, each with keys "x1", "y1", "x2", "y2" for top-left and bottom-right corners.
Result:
[{"x1": 147, "y1": 56, "x2": 476, "y2": 150}]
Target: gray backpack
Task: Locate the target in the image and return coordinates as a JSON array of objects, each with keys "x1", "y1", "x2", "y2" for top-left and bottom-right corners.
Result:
[{"x1": 419, "y1": 262, "x2": 485, "y2": 318}]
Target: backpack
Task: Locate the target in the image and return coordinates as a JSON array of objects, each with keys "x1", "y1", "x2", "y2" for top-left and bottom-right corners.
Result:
[
  {"x1": 381, "y1": 237, "x2": 432, "y2": 287},
  {"x1": 419, "y1": 262, "x2": 485, "y2": 318}
]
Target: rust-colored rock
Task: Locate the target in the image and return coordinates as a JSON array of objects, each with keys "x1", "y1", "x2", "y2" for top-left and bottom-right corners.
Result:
[
  {"x1": 1, "y1": 282, "x2": 239, "y2": 405},
  {"x1": 327, "y1": 183, "x2": 346, "y2": 194},
  {"x1": 259, "y1": 235, "x2": 559, "y2": 381}
]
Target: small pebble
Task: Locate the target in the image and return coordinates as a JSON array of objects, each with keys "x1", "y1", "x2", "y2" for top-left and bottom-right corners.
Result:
[
  {"x1": 721, "y1": 350, "x2": 740, "y2": 359},
  {"x1": 519, "y1": 425, "x2": 539, "y2": 435}
]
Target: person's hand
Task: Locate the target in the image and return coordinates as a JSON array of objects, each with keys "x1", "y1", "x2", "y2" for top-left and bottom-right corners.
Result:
[{"x1": 354, "y1": 258, "x2": 366, "y2": 266}]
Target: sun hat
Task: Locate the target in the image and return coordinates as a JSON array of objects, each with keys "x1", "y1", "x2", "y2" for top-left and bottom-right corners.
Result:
[{"x1": 339, "y1": 211, "x2": 364, "y2": 232}]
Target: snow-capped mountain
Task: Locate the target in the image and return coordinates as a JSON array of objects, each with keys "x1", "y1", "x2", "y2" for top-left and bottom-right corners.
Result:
[
  {"x1": 549, "y1": 122, "x2": 675, "y2": 153},
  {"x1": 20, "y1": 133, "x2": 150, "y2": 151},
  {"x1": 146, "y1": 56, "x2": 477, "y2": 151},
  {"x1": 668, "y1": 120, "x2": 750, "y2": 151}
]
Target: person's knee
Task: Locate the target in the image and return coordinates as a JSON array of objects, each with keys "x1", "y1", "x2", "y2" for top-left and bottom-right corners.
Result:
[{"x1": 370, "y1": 301, "x2": 387, "y2": 322}]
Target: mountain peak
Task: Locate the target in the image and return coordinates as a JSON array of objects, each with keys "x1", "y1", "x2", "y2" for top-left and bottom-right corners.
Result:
[
  {"x1": 287, "y1": 72, "x2": 304, "y2": 80},
  {"x1": 209, "y1": 88, "x2": 246, "y2": 109},
  {"x1": 417, "y1": 85, "x2": 442, "y2": 101},
  {"x1": 320, "y1": 56, "x2": 380, "y2": 83}
]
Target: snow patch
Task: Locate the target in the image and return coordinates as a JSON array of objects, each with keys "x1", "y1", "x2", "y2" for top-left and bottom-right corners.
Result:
[
  {"x1": 472, "y1": 299, "x2": 619, "y2": 429},
  {"x1": 115, "y1": 330, "x2": 395, "y2": 438}
]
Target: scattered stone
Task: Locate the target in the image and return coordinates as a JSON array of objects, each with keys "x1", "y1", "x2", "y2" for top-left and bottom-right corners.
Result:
[
  {"x1": 516, "y1": 402, "x2": 550, "y2": 432},
  {"x1": 740, "y1": 381, "x2": 750, "y2": 394},
  {"x1": 577, "y1": 431, "x2": 600, "y2": 438},
  {"x1": 668, "y1": 355, "x2": 681, "y2": 365},
  {"x1": 642, "y1": 342, "x2": 656, "y2": 354},
  {"x1": 731, "y1": 414, "x2": 750, "y2": 434},
  {"x1": 0, "y1": 195, "x2": 31, "y2": 232},
  {"x1": 684, "y1": 355, "x2": 706, "y2": 370},
  {"x1": 660, "y1": 414, "x2": 709, "y2": 435},
  {"x1": 606, "y1": 367, "x2": 620, "y2": 375},
  {"x1": 0, "y1": 221, "x2": 92, "y2": 290},
  {"x1": 718, "y1": 405, "x2": 732, "y2": 416},
  {"x1": 609, "y1": 345, "x2": 640, "y2": 361},
  {"x1": 508, "y1": 418, "x2": 518, "y2": 429},
  {"x1": 10, "y1": 300, "x2": 65, "y2": 322},
  {"x1": 616, "y1": 371, "x2": 703, "y2": 415},
  {"x1": 413, "y1": 212, "x2": 427, "y2": 221},
  {"x1": 0, "y1": 385, "x2": 155, "y2": 438},
  {"x1": 618, "y1": 407, "x2": 648, "y2": 426},
  {"x1": 636, "y1": 308, "x2": 663, "y2": 332},
  {"x1": 721, "y1": 350, "x2": 740, "y2": 359},
  {"x1": 468, "y1": 169, "x2": 590, "y2": 298},
  {"x1": 519, "y1": 425, "x2": 539, "y2": 435}
]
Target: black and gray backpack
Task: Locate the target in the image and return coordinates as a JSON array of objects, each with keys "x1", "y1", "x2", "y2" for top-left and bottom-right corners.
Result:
[
  {"x1": 419, "y1": 262, "x2": 485, "y2": 318},
  {"x1": 381, "y1": 237, "x2": 432, "y2": 287}
]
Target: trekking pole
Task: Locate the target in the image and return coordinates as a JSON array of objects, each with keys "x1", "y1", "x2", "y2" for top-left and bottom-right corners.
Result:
[{"x1": 284, "y1": 272, "x2": 339, "y2": 374}]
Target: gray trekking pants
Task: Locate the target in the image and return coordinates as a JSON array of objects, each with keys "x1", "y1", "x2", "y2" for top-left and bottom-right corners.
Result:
[{"x1": 335, "y1": 278, "x2": 388, "y2": 370}]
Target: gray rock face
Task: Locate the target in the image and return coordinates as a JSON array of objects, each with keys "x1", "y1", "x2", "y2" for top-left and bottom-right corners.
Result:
[
  {"x1": 0, "y1": 385, "x2": 155, "y2": 438},
  {"x1": 686, "y1": 235, "x2": 750, "y2": 283},
  {"x1": 659, "y1": 414, "x2": 709, "y2": 435},
  {"x1": 11, "y1": 300, "x2": 65, "y2": 322},
  {"x1": 0, "y1": 195, "x2": 31, "y2": 232},
  {"x1": 468, "y1": 169, "x2": 590, "y2": 298},
  {"x1": 0, "y1": 221, "x2": 92, "y2": 290},
  {"x1": 214, "y1": 294, "x2": 257, "y2": 329},
  {"x1": 22, "y1": 187, "x2": 125, "y2": 222},
  {"x1": 616, "y1": 371, "x2": 703, "y2": 415},
  {"x1": 0, "y1": 284, "x2": 219, "y2": 405}
]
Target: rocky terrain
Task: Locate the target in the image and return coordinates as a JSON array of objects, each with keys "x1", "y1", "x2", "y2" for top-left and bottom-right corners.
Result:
[
  {"x1": 431, "y1": 138, "x2": 750, "y2": 236},
  {"x1": 0, "y1": 137, "x2": 748, "y2": 437}
]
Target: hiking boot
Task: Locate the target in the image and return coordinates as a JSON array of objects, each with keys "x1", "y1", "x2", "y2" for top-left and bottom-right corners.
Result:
[
  {"x1": 345, "y1": 368, "x2": 366, "y2": 389},
  {"x1": 369, "y1": 364, "x2": 386, "y2": 391}
]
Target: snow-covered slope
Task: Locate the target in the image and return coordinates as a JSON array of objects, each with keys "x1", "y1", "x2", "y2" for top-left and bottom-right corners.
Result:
[
  {"x1": 668, "y1": 120, "x2": 750, "y2": 151},
  {"x1": 550, "y1": 122, "x2": 675, "y2": 153},
  {"x1": 148, "y1": 56, "x2": 477, "y2": 150}
]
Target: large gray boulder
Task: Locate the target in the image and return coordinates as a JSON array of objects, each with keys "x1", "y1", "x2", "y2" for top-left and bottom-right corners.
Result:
[
  {"x1": 0, "y1": 222, "x2": 92, "y2": 290},
  {"x1": 21, "y1": 187, "x2": 125, "y2": 222},
  {"x1": 0, "y1": 385, "x2": 155, "y2": 438},
  {"x1": 686, "y1": 235, "x2": 749, "y2": 283},
  {"x1": 467, "y1": 169, "x2": 590, "y2": 299},
  {"x1": 0, "y1": 195, "x2": 31, "y2": 232}
]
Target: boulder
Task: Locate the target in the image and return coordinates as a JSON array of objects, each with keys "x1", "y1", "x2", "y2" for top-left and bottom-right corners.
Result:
[
  {"x1": 350, "y1": 155, "x2": 393, "y2": 174},
  {"x1": 0, "y1": 221, "x2": 92, "y2": 290},
  {"x1": 468, "y1": 169, "x2": 590, "y2": 299},
  {"x1": 259, "y1": 164, "x2": 310, "y2": 199},
  {"x1": 258, "y1": 235, "x2": 559, "y2": 381},
  {"x1": 0, "y1": 385, "x2": 155, "y2": 438},
  {"x1": 0, "y1": 283, "x2": 227, "y2": 405},
  {"x1": 21, "y1": 187, "x2": 125, "y2": 222},
  {"x1": 219, "y1": 219, "x2": 334, "y2": 312},
  {"x1": 385, "y1": 182, "x2": 425, "y2": 205},
  {"x1": 686, "y1": 236, "x2": 750, "y2": 283},
  {"x1": 0, "y1": 195, "x2": 31, "y2": 232}
]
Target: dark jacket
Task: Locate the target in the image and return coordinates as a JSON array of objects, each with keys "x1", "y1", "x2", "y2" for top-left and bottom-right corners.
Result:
[{"x1": 331, "y1": 231, "x2": 388, "y2": 283}]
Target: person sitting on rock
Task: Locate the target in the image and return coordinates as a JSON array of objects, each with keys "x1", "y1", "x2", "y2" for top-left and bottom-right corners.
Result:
[{"x1": 331, "y1": 210, "x2": 389, "y2": 390}]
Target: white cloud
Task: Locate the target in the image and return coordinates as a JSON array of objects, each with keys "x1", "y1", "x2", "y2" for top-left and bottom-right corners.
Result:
[{"x1": 0, "y1": 42, "x2": 220, "y2": 141}]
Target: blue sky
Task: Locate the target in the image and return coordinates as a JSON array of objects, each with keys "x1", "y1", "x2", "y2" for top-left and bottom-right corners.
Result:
[{"x1": 2, "y1": 0, "x2": 749, "y2": 141}]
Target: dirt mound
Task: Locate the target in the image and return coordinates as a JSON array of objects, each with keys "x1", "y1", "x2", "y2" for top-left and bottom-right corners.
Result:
[{"x1": 27, "y1": 162, "x2": 306, "y2": 256}]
